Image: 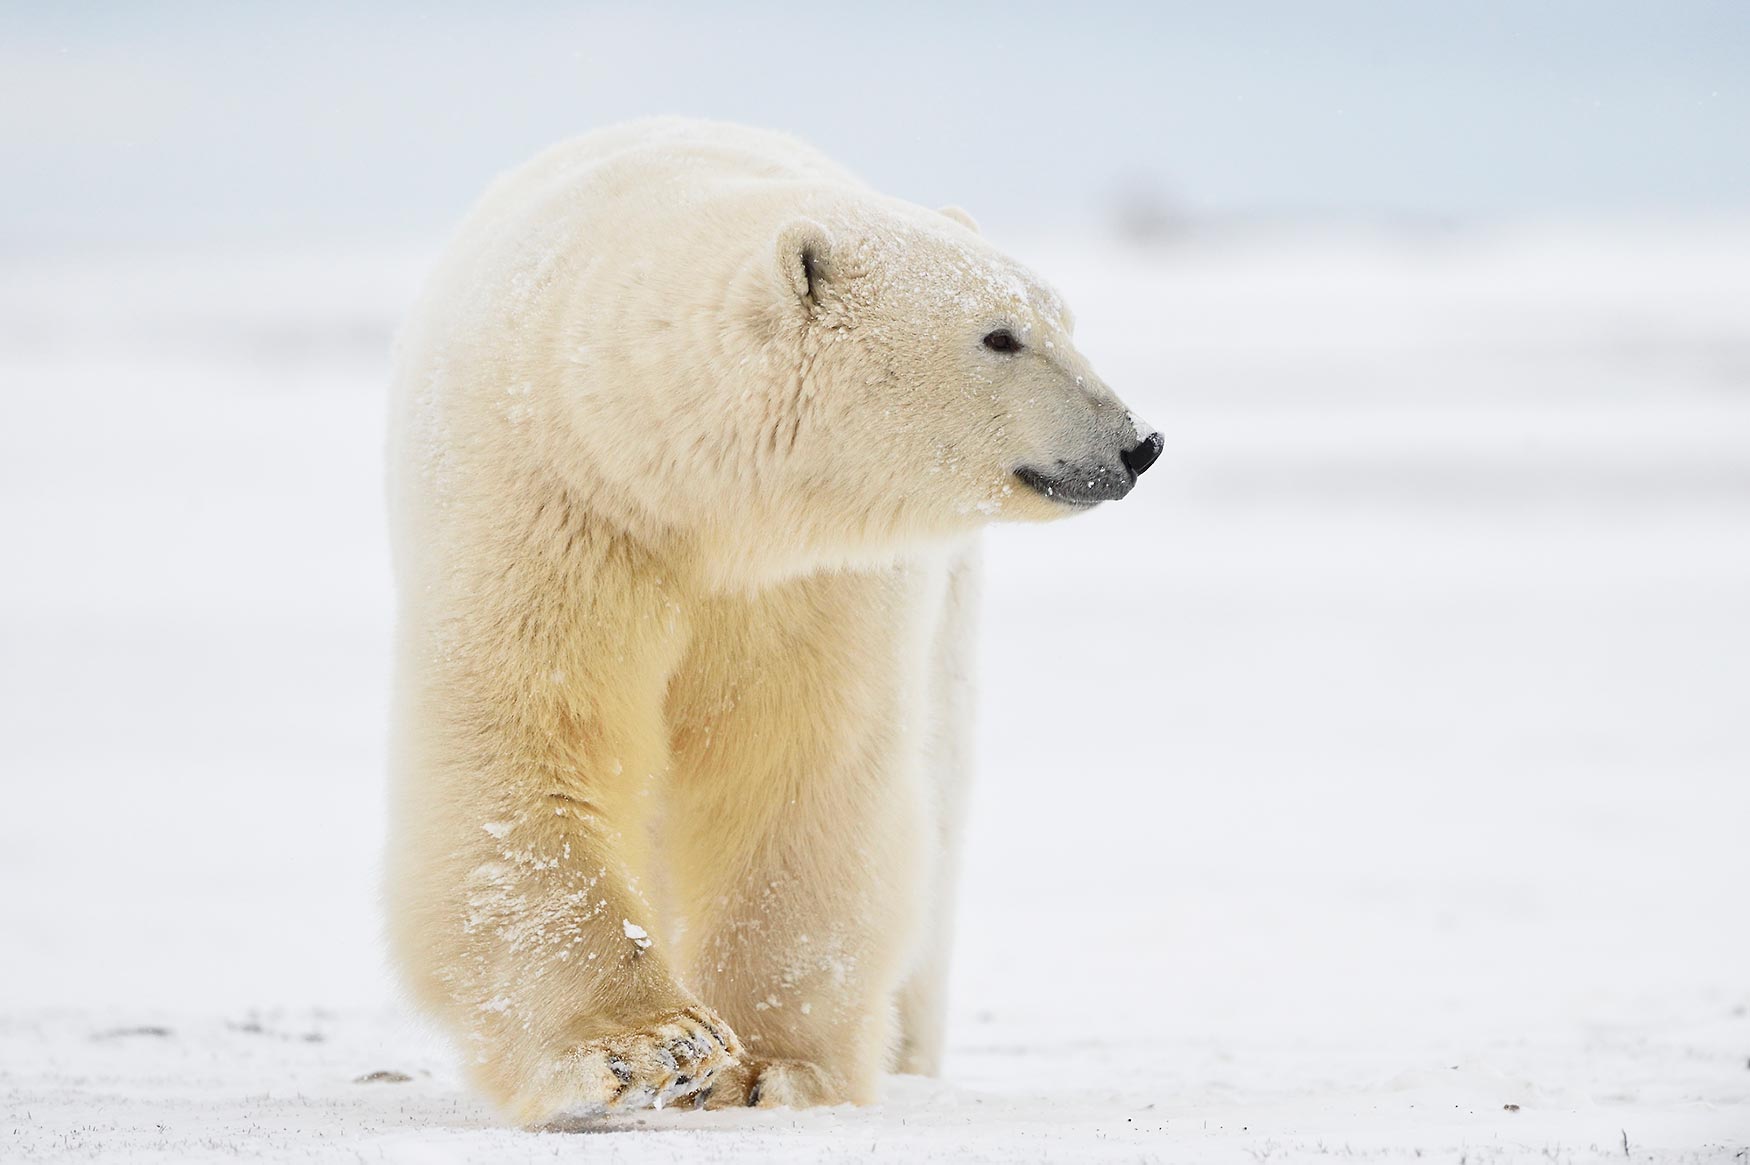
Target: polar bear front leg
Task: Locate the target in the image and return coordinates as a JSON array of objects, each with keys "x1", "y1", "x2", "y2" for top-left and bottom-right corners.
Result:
[
  {"x1": 666, "y1": 698, "x2": 931, "y2": 1104},
  {"x1": 658, "y1": 568, "x2": 946, "y2": 1108},
  {"x1": 388, "y1": 551, "x2": 741, "y2": 1126},
  {"x1": 435, "y1": 813, "x2": 745, "y2": 1126},
  {"x1": 677, "y1": 770, "x2": 928, "y2": 1112}
]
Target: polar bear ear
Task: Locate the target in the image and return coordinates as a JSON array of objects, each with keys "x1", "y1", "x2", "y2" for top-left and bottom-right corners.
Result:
[
  {"x1": 938, "y1": 205, "x2": 980, "y2": 234},
  {"x1": 775, "y1": 218, "x2": 835, "y2": 310}
]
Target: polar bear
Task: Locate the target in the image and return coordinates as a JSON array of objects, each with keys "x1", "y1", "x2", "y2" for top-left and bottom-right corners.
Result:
[{"x1": 385, "y1": 118, "x2": 1161, "y2": 1125}]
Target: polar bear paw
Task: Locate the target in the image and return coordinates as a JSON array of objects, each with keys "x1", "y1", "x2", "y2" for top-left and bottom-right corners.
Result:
[
  {"x1": 700, "y1": 1057, "x2": 840, "y2": 1110},
  {"x1": 520, "y1": 1004, "x2": 743, "y2": 1126}
]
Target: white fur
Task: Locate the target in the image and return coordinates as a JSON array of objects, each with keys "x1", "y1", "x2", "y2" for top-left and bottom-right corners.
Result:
[{"x1": 385, "y1": 118, "x2": 1146, "y2": 1125}]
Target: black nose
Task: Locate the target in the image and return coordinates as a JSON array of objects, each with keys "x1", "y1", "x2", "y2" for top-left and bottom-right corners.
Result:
[{"x1": 1120, "y1": 431, "x2": 1163, "y2": 477}]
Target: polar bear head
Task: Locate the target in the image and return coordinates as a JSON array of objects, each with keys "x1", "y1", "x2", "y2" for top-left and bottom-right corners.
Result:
[
  {"x1": 736, "y1": 204, "x2": 1161, "y2": 562},
  {"x1": 548, "y1": 198, "x2": 1160, "y2": 585}
]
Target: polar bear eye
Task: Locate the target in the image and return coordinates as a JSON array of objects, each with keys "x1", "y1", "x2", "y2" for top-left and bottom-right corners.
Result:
[{"x1": 982, "y1": 328, "x2": 1023, "y2": 354}]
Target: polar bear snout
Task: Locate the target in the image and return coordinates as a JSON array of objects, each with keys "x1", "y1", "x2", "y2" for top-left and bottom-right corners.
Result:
[{"x1": 1013, "y1": 427, "x2": 1163, "y2": 509}]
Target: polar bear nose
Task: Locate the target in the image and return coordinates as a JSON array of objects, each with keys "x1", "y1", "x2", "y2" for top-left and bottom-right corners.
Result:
[{"x1": 1120, "y1": 431, "x2": 1163, "y2": 477}]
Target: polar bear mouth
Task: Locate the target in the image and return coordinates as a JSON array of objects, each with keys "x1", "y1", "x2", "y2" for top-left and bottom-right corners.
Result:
[{"x1": 1013, "y1": 463, "x2": 1134, "y2": 507}]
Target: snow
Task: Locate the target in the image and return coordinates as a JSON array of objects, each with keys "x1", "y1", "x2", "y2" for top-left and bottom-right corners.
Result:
[{"x1": 2, "y1": 222, "x2": 1748, "y2": 1162}]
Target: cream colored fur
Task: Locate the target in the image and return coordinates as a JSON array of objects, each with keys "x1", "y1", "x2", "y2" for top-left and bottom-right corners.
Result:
[{"x1": 386, "y1": 118, "x2": 1147, "y2": 1125}]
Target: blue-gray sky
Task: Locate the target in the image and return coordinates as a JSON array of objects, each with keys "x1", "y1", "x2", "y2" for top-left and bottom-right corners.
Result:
[{"x1": 5, "y1": 1, "x2": 1746, "y2": 248}]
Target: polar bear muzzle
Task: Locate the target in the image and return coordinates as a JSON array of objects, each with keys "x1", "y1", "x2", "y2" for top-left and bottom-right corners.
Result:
[{"x1": 1014, "y1": 429, "x2": 1163, "y2": 507}]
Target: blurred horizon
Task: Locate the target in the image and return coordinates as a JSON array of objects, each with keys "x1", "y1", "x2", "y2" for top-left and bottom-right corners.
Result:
[{"x1": 5, "y1": 0, "x2": 1748, "y2": 254}]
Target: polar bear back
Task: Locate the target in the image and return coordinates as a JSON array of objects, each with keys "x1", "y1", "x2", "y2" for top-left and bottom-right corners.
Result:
[
  {"x1": 388, "y1": 121, "x2": 888, "y2": 584},
  {"x1": 452, "y1": 118, "x2": 866, "y2": 287}
]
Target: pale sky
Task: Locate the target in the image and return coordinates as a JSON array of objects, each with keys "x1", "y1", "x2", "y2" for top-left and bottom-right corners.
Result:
[{"x1": 5, "y1": 1, "x2": 1747, "y2": 249}]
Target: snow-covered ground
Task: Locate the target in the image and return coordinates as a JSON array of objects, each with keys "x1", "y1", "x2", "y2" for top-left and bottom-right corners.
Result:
[{"x1": 2, "y1": 223, "x2": 1747, "y2": 1162}]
